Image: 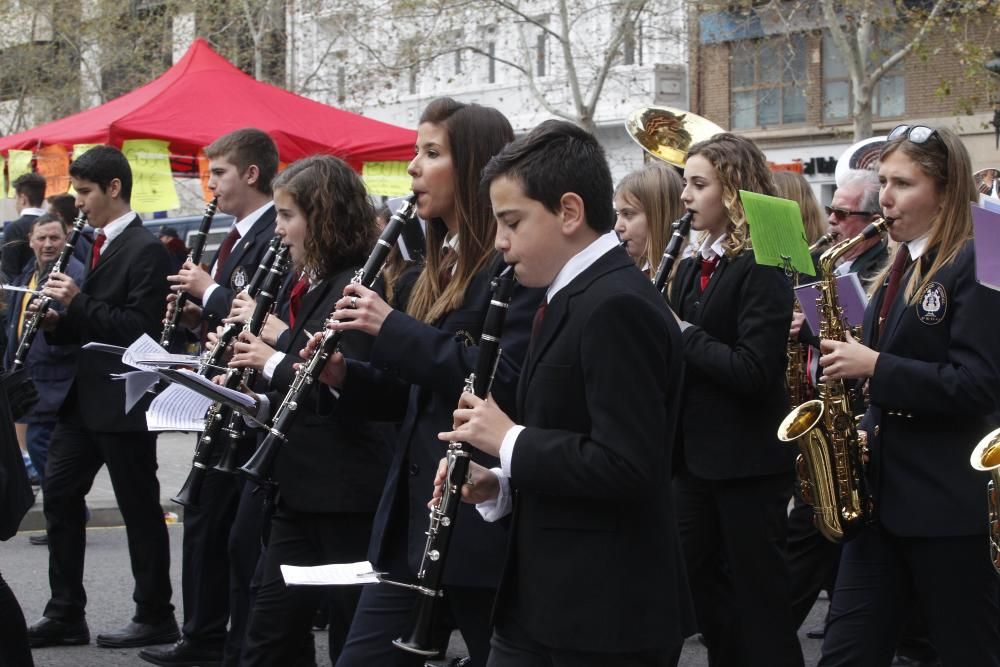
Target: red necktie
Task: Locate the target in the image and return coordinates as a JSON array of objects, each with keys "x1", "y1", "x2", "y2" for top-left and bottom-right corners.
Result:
[
  {"x1": 877, "y1": 245, "x2": 911, "y2": 338},
  {"x1": 214, "y1": 227, "x2": 241, "y2": 281},
  {"x1": 288, "y1": 275, "x2": 309, "y2": 328},
  {"x1": 90, "y1": 232, "x2": 106, "y2": 270},
  {"x1": 699, "y1": 255, "x2": 719, "y2": 292},
  {"x1": 531, "y1": 299, "x2": 548, "y2": 342}
]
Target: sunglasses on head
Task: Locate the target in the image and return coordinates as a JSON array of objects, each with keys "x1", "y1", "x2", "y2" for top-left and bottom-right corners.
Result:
[
  {"x1": 888, "y1": 124, "x2": 938, "y2": 144},
  {"x1": 825, "y1": 206, "x2": 873, "y2": 221}
]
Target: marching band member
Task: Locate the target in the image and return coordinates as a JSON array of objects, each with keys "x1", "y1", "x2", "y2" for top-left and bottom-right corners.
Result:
[
  {"x1": 312, "y1": 97, "x2": 542, "y2": 667},
  {"x1": 226, "y1": 155, "x2": 389, "y2": 666},
  {"x1": 28, "y1": 146, "x2": 176, "y2": 650},
  {"x1": 437, "y1": 119, "x2": 695, "y2": 666},
  {"x1": 818, "y1": 125, "x2": 1000, "y2": 666},
  {"x1": 144, "y1": 128, "x2": 281, "y2": 667},
  {"x1": 613, "y1": 162, "x2": 687, "y2": 275},
  {"x1": 668, "y1": 133, "x2": 803, "y2": 666}
]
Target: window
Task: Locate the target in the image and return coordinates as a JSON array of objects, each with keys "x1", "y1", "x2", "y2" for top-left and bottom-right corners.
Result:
[
  {"x1": 822, "y1": 31, "x2": 905, "y2": 122},
  {"x1": 623, "y1": 17, "x2": 642, "y2": 66},
  {"x1": 536, "y1": 31, "x2": 547, "y2": 76},
  {"x1": 730, "y1": 34, "x2": 807, "y2": 129},
  {"x1": 487, "y1": 42, "x2": 496, "y2": 83}
]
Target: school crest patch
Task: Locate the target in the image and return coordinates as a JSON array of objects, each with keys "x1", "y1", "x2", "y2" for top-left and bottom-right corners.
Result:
[
  {"x1": 915, "y1": 282, "x2": 946, "y2": 325},
  {"x1": 231, "y1": 266, "x2": 249, "y2": 291}
]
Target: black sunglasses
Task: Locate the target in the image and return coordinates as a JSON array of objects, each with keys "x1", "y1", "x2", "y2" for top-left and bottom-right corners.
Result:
[
  {"x1": 825, "y1": 206, "x2": 874, "y2": 221},
  {"x1": 888, "y1": 124, "x2": 938, "y2": 144}
]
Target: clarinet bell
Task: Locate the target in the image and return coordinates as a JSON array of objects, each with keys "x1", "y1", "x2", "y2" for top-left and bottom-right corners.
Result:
[
  {"x1": 213, "y1": 440, "x2": 239, "y2": 474},
  {"x1": 392, "y1": 594, "x2": 441, "y2": 657},
  {"x1": 171, "y1": 465, "x2": 206, "y2": 510}
]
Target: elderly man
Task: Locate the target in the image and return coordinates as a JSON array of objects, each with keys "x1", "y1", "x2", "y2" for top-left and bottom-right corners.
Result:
[{"x1": 823, "y1": 168, "x2": 889, "y2": 286}]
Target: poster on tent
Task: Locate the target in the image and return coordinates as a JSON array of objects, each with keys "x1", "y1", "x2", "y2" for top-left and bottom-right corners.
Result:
[
  {"x1": 36, "y1": 144, "x2": 70, "y2": 197},
  {"x1": 6, "y1": 150, "x2": 33, "y2": 198},
  {"x1": 122, "y1": 139, "x2": 179, "y2": 213},
  {"x1": 363, "y1": 161, "x2": 410, "y2": 197}
]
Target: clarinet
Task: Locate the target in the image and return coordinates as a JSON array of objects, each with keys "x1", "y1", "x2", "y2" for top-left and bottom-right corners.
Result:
[
  {"x1": 198, "y1": 235, "x2": 282, "y2": 377},
  {"x1": 392, "y1": 266, "x2": 516, "y2": 656},
  {"x1": 651, "y1": 210, "x2": 693, "y2": 294},
  {"x1": 11, "y1": 212, "x2": 87, "y2": 371},
  {"x1": 172, "y1": 243, "x2": 290, "y2": 509},
  {"x1": 238, "y1": 194, "x2": 417, "y2": 485},
  {"x1": 160, "y1": 197, "x2": 218, "y2": 348}
]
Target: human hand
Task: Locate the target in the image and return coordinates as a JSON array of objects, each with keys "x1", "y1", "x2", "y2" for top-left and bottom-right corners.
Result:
[
  {"x1": 169, "y1": 260, "x2": 215, "y2": 300},
  {"x1": 429, "y1": 458, "x2": 500, "y2": 507},
  {"x1": 819, "y1": 330, "x2": 878, "y2": 382},
  {"x1": 327, "y1": 284, "x2": 393, "y2": 337},
  {"x1": 437, "y1": 392, "x2": 513, "y2": 458},
  {"x1": 41, "y1": 271, "x2": 79, "y2": 307}
]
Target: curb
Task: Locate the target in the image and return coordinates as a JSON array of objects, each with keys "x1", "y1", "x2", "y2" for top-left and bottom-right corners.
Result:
[{"x1": 17, "y1": 499, "x2": 187, "y2": 533}]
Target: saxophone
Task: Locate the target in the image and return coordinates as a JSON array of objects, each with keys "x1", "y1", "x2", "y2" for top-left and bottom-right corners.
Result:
[
  {"x1": 786, "y1": 232, "x2": 838, "y2": 408},
  {"x1": 971, "y1": 428, "x2": 1000, "y2": 575},
  {"x1": 777, "y1": 218, "x2": 892, "y2": 542}
]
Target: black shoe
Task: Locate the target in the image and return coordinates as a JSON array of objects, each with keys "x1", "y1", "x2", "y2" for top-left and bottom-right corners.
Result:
[
  {"x1": 28, "y1": 533, "x2": 48, "y2": 546},
  {"x1": 96, "y1": 617, "x2": 180, "y2": 648},
  {"x1": 138, "y1": 637, "x2": 223, "y2": 666},
  {"x1": 27, "y1": 616, "x2": 90, "y2": 648}
]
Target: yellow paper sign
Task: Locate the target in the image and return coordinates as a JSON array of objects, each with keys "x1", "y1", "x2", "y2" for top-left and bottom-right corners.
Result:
[
  {"x1": 6, "y1": 150, "x2": 33, "y2": 198},
  {"x1": 122, "y1": 139, "x2": 179, "y2": 213},
  {"x1": 362, "y1": 161, "x2": 410, "y2": 197}
]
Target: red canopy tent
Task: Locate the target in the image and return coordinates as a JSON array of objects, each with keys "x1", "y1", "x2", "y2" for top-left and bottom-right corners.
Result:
[{"x1": 0, "y1": 38, "x2": 415, "y2": 171}]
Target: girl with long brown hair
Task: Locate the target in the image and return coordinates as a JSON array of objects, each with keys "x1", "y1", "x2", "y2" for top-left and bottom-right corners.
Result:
[
  {"x1": 614, "y1": 162, "x2": 687, "y2": 275},
  {"x1": 818, "y1": 125, "x2": 1000, "y2": 666},
  {"x1": 312, "y1": 98, "x2": 542, "y2": 667}
]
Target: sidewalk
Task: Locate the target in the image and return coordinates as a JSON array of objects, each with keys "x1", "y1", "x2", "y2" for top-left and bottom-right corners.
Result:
[{"x1": 19, "y1": 431, "x2": 195, "y2": 532}]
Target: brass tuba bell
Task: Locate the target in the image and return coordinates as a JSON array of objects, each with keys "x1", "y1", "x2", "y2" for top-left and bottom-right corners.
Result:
[
  {"x1": 624, "y1": 106, "x2": 726, "y2": 168},
  {"x1": 970, "y1": 427, "x2": 1000, "y2": 575}
]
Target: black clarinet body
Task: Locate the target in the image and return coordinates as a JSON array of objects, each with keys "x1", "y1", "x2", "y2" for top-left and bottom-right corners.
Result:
[
  {"x1": 197, "y1": 234, "x2": 282, "y2": 377},
  {"x1": 160, "y1": 197, "x2": 219, "y2": 348},
  {"x1": 238, "y1": 195, "x2": 417, "y2": 485},
  {"x1": 651, "y1": 210, "x2": 693, "y2": 294},
  {"x1": 172, "y1": 243, "x2": 290, "y2": 508},
  {"x1": 393, "y1": 266, "x2": 516, "y2": 656},
  {"x1": 12, "y1": 212, "x2": 87, "y2": 371}
]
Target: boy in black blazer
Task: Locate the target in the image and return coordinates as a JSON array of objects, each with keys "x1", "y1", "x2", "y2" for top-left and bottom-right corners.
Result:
[
  {"x1": 28, "y1": 145, "x2": 176, "y2": 649},
  {"x1": 437, "y1": 120, "x2": 694, "y2": 666}
]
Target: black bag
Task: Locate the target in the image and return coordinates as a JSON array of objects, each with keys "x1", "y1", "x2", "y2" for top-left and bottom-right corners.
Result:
[{"x1": 0, "y1": 382, "x2": 34, "y2": 541}]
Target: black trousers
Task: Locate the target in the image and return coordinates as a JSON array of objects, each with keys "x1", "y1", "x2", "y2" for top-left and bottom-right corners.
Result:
[
  {"x1": 42, "y1": 411, "x2": 172, "y2": 623},
  {"x1": 820, "y1": 525, "x2": 1000, "y2": 667},
  {"x1": 335, "y1": 577, "x2": 495, "y2": 667},
  {"x1": 674, "y1": 468, "x2": 803, "y2": 667},
  {"x1": 786, "y1": 489, "x2": 841, "y2": 629},
  {"x1": 179, "y1": 462, "x2": 244, "y2": 646},
  {"x1": 240, "y1": 506, "x2": 374, "y2": 666},
  {"x1": 0, "y1": 568, "x2": 33, "y2": 667},
  {"x1": 222, "y1": 478, "x2": 267, "y2": 667},
  {"x1": 487, "y1": 615, "x2": 681, "y2": 667}
]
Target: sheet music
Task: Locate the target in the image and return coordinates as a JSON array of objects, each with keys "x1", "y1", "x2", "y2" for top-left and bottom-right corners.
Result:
[
  {"x1": 132, "y1": 352, "x2": 202, "y2": 367},
  {"x1": 280, "y1": 561, "x2": 380, "y2": 586},
  {"x1": 0, "y1": 284, "x2": 42, "y2": 295},
  {"x1": 795, "y1": 273, "x2": 869, "y2": 333},
  {"x1": 122, "y1": 333, "x2": 168, "y2": 369},
  {"x1": 82, "y1": 342, "x2": 128, "y2": 355},
  {"x1": 110, "y1": 370, "x2": 161, "y2": 413},
  {"x1": 146, "y1": 384, "x2": 211, "y2": 432},
  {"x1": 159, "y1": 368, "x2": 256, "y2": 409}
]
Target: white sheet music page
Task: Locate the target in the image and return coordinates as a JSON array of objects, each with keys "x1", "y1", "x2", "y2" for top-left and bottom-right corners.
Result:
[
  {"x1": 280, "y1": 561, "x2": 380, "y2": 586},
  {"x1": 146, "y1": 383, "x2": 211, "y2": 432}
]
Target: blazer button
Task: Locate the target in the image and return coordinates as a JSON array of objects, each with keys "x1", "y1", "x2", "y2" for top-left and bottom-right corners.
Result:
[{"x1": 409, "y1": 463, "x2": 420, "y2": 476}]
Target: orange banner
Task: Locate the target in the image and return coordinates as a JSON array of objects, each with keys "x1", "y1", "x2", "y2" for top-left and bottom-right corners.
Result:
[{"x1": 36, "y1": 145, "x2": 71, "y2": 197}]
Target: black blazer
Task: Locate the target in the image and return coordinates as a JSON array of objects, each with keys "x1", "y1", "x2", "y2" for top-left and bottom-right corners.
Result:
[
  {"x1": 3, "y1": 257, "x2": 86, "y2": 423},
  {"x1": 266, "y1": 269, "x2": 390, "y2": 514},
  {"x1": 338, "y1": 253, "x2": 543, "y2": 587},
  {"x1": 201, "y1": 206, "x2": 277, "y2": 330},
  {"x1": 0, "y1": 213, "x2": 40, "y2": 280},
  {"x1": 45, "y1": 216, "x2": 171, "y2": 432},
  {"x1": 669, "y1": 249, "x2": 796, "y2": 479},
  {"x1": 862, "y1": 241, "x2": 1000, "y2": 536},
  {"x1": 499, "y1": 245, "x2": 695, "y2": 652}
]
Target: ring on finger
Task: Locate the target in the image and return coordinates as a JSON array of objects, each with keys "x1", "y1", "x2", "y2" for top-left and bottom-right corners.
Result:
[{"x1": 350, "y1": 296, "x2": 359, "y2": 309}]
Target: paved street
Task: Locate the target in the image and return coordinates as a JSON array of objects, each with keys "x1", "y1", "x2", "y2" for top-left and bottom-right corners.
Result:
[{"x1": 3, "y1": 432, "x2": 828, "y2": 666}]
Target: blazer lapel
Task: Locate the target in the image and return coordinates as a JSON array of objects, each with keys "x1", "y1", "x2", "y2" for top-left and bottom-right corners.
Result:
[
  {"x1": 879, "y1": 262, "x2": 918, "y2": 346},
  {"x1": 219, "y1": 206, "x2": 276, "y2": 281},
  {"x1": 289, "y1": 279, "x2": 333, "y2": 342},
  {"x1": 698, "y1": 254, "x2": 729, "y2": 307}
]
